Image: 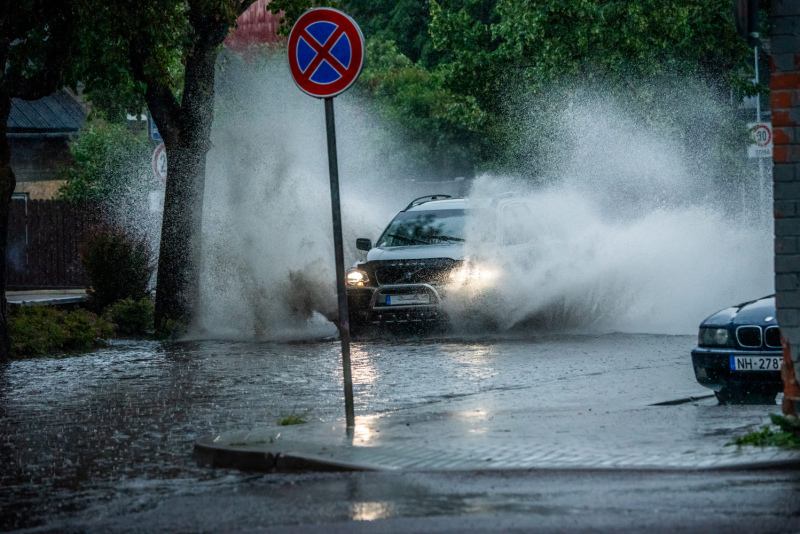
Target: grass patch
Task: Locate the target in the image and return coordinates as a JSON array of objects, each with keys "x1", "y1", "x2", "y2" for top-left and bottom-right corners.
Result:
[
  {"x1": 728, "y1": 414, "x2": 800, "y2": 449},
  {"x1": 277, "y1": 408, "x2": 312, "y2": 426},
  {"x1": 10, "y1": 305, "x2": 114, "y2": 358}
]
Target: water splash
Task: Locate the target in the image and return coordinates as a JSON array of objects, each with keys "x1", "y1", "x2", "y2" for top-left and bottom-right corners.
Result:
[
  {"x1": 197, "y1": 54, "x2": 440, "y2": 339},
  {"x1": 450, "y1": 94, "x2": 773, "y2": 334},
  {"x1": 195, "y1": 58, "x2": 771, "y2": 338}
]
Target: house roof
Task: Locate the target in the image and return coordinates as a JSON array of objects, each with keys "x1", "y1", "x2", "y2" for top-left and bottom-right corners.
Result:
[
  {"x1": 224, "y1": 0, "x2": 283, "y2": 52},
  {"x1": 8, "y1": 91, "x2": 87, "y2": 136}
]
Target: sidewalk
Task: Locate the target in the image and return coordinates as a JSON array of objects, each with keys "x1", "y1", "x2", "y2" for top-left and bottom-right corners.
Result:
[
  {"x1": 196, "y1": 390, "x2": 800, "y2": 472},
  {"x1": 7, "y1": 289, "x2": 87, "y2": 306}
]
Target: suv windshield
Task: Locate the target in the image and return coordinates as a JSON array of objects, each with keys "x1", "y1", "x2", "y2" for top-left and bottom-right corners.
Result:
[{"x1": 377, "y1": 209, "x2": 467, "y2": 247}]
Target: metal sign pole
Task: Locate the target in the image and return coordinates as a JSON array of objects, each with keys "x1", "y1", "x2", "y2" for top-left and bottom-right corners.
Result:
[
  {"x1": 324, "y1": 96, "x2": 355, "y2": 429},
  {"x1": 288, "y1": 7, "x2": 363, "y2": 433},
  {"x1": 754, "y1": 45, "x2": 766, "y2": 222}
]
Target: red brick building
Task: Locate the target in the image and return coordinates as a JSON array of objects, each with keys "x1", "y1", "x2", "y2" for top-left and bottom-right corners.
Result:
[{"x1": 770, "y1": 0, "x2": 800, "y2": 413}]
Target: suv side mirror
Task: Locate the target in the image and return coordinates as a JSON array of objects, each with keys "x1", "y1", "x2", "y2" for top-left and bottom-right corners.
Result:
[{"x1": 356, "y1": 238, "x2": 372, "y2": 251}]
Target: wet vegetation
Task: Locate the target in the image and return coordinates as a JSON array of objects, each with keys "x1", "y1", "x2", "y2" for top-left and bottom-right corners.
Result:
[
  {"x1": 58, "y1": 117, "x2": 152, "y2": 204},
  {"x1": 81, "y1": 227, "x2": 155, "y2": 313},
  {"x1": 7, "y1": 226, "x2": 161, "y2": 357},
  {"x1": 103, "y1": 297, "x2": 155, "y2": 337},
  {"x1": 729, "y1": 414, "x2": 800, "y2": 449},
  {"x1": 277, "y1": 408, "x2": 312, "y2": 426},
  {"x1": 8, "y1": 305, "x2": 113, "y2": 358}
]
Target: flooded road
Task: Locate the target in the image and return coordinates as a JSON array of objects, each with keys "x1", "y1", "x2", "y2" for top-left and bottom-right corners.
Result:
[{"x1": 0, "y1": 334, "x2": 787, "y2": 531}]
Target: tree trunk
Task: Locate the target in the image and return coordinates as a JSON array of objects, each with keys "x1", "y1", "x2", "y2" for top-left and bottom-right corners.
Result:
[
  {"x1": 0, "y1": 95, "x2": 15, "y2": 360},
  {"x1": 151, "y1": 16, "x2": 228, "y2": 330},
  {"x1": 153, "y1": 143, "x2": 207, "y2": 327}
]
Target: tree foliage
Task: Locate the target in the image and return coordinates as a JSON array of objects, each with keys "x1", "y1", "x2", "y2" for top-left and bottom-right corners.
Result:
[
  {"x1": 342, "y1": 0, "x2": 439, "y2": 66},
  {"x1": 59, "y1": 118, "x2": 152, "y2": 203},
  {"x1": 270, "y1": 0, "x2": 756, "y2": 176},
  {"x1": 431, "y1": 0, "x2": 753, "y2": 102},
  {"x1": 359, "y1": 38, "x2": 487, "y2": 176}
]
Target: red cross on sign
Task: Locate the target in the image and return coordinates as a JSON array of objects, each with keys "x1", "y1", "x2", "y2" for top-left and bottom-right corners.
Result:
[{"x1": 287, "y1": 8, "x2": 365, "y2": 98}]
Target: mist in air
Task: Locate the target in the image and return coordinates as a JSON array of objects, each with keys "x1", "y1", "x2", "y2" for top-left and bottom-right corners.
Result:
[{"x1": 190, "y1": 54, "x2": 772, "y2": 339}]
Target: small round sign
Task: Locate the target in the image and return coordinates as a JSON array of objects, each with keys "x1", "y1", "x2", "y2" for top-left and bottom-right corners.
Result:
[
  {"x1": 752, "y1": 123, "x2": 772, "y2": 147},
  {"x1": 287, "y1": 8, "x2": 365, "y2": 99},
  {"x1": 152, "y1": 143, "x2": 167, "y2": 185}
]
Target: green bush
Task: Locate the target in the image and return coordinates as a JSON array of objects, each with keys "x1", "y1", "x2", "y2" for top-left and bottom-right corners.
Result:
[
  {"x1": 58, "y1": 116, "x2": 151, "y2": 204},
  {"x1": 104, "y1": 297, "x2": 154, "y2": 336},
  {"x1": 9, "y1": 305, "x2": 114, "y2": 358},
  {"x1": 81, "y1": 227, "x2": 154, "y2": 312}
]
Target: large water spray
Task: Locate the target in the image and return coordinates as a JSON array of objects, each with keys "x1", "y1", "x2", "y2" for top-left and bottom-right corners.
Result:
[{"x1": 187, "y1": 56, "x2": 773, "y2": 339}]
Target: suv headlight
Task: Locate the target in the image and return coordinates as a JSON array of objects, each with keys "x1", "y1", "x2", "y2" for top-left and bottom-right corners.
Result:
[
  {"x1": 449, "y1": 262, "x2": 497, "y2": 286},
  {"x1": 346, "y1": 268, "x2": 369, "y2": 287},
  {"x1": 698, "y1": 327, "x2": 731, "y2": 347}
]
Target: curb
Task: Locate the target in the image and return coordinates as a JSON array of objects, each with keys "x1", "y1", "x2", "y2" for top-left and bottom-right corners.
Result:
[
  {"x1": 194, "y1": 430, "x2": 800, "y2": 474},
  {"x1": 193, "y1": 441, "x2": 374, "y2": 473}
]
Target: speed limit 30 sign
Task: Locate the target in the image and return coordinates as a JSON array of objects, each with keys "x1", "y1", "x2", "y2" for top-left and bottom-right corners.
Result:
[{"x1": 748, "y1": 122, "x2": 772, "y2": 158}]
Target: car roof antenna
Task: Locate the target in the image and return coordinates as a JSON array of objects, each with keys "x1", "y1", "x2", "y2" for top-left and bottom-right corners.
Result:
[{"x1": 403, "y1": 195, "x2": 452, "y2": 211}]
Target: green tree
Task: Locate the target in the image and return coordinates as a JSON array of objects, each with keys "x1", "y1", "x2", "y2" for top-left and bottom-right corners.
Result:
[
  {"x1": 269, "y1": 0, "x2": 491, "y2": 174},
  {"x1": 491, "y1": 0, "x2": 750, "y2": 89},
  {"x1": 0, "y1": 1, "x2": 76, "y2": 360},
  {"x1": 425, "y1": 0, "x2": 755, "y2": 172},
  {"x1": 274, "y1": 0, "x2": 759, "y2": 177},
  {"x1": 429, "y1": 0, "x2": 755, "y2": 116},
  {"x1": 359, "y1": 37, "x2": 487, "y2": 176},
  {"x1": 71, "y1": 0, "x2": 256, "y2": 330},
  {"x1": 342, "y1": 0, "x2": 439, "y2": 66},
  {"x1": 59, "y1": 117, "x2": 152, "y2": 203}
]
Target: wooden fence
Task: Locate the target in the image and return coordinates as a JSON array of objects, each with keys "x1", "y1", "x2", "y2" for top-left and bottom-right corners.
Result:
[{"x1": 6, "y1": 199, "x2": 93, "y2": 289}]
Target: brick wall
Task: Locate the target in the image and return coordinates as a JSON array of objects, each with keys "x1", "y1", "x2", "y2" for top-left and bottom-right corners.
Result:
[{"x1": 771, "y1": 0, "x2": 800, "y2": 411}]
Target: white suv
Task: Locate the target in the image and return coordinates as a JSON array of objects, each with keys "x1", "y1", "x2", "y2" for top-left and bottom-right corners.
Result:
[{"x1": 345, "y1": 193, "x2": 528, "y2": 333}]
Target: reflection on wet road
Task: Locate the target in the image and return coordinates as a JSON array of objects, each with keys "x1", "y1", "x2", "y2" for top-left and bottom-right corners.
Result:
[{"x1": 0, "y1": 334, "x2": 777, "y2": 530}]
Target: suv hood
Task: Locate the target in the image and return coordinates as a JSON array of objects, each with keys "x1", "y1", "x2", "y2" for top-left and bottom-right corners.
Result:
[{"x1": 366, "y1": 244, "x2": 465, "y2": 262}]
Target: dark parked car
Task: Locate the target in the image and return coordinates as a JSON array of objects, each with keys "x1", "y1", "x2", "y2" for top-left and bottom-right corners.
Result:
[{"x1": 691, "y1": 295, "x2": 783, "y2": 404}]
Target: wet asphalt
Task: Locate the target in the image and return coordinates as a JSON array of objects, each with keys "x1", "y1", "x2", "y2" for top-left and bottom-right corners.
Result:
[{"x1": 2, "y1": 334, "x2": 799, "y2": 532}]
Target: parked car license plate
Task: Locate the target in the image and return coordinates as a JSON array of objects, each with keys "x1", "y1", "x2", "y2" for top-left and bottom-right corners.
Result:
[
  {"x1": 729, "y1": 356, "x2": 781, "y2": 371},
  {"x1": 386, "y1": 294, "x2": 430, "y2": 305}
]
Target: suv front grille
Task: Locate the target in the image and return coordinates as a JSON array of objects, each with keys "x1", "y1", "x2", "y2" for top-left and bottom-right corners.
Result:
[
  {"x1": 765, "y1": 326, "x2": 782, "y2": 348},
  {"x1": 736, "y1": 326, "x2": 762, "y2": 348},
  {"x1": 372, "y1": 258, "x2": 461, "y2": 286}
]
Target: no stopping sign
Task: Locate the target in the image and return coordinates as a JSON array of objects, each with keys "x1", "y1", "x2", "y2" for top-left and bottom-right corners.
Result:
[{"x1": 287, "y1": 8, "x2": 365, "y2": 98}]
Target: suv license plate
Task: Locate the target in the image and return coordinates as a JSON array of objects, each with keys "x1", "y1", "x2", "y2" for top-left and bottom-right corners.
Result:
[
  {"x1": 730, "y1": 356, "x2": 781, "y2": 371},
  {"x1": 386, "y1": 294, "x2": 430, "y2": 306}
]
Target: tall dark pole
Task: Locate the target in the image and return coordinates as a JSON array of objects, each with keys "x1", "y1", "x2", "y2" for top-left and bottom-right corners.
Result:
[{"x1": 324, "y1": 96, "x2": 355, "y2": 428}]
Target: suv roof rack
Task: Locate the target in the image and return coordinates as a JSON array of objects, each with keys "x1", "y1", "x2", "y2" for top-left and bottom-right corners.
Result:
[{"x1": 403, "y1": 194, "x2": 453, "y2": 211}]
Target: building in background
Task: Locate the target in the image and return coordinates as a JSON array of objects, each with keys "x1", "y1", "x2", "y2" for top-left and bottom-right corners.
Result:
[
  {"x1": 9, "y1": 90, "x2": 88, "y2": 200},
  {"x1": 224, "y1": 0, "x2": 283, "y2": 54}
]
